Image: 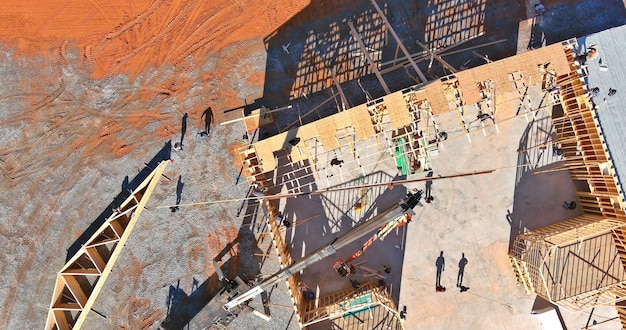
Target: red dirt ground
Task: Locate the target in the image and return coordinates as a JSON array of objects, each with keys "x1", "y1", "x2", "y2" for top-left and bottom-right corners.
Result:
[{"x1": 0, "y1": 1, "x2": 309, "y2": 328}]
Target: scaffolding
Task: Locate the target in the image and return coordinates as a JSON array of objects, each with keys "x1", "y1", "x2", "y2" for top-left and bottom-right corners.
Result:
[{"x1": 237, "y1": 29, "x2": 578, "y2": 330}]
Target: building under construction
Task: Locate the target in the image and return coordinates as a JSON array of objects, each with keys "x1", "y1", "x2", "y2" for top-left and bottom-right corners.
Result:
[
  {"x1": 236, "y1": 33, "x2": 582, "y2": 328},
  {"x1": 509, "y1": 25, "x2": 626, "y2": 328},
  {"x1": 42, "y1": 1, "x2": 626, "y2": 327}
]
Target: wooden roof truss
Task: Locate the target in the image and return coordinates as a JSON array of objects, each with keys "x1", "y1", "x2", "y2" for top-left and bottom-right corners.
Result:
[{"x1": 46, "y1": 160, "x2": 169, "y2": 330}]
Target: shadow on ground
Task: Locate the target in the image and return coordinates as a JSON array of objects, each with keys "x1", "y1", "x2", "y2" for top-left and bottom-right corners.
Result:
[
  {"x1": 65, "y1": 141, "x2": 173, "y2": 262},
  {"x1": 282, "y1": 171, "x2": 411, "y2": 302},
  {"x1": 247, "y1": 0, "x2": 526, "y2": 140},
  {"x1": 161, "y1": 199, "x2": 266, "y2": 329},
  {"x1": 507, "y1": 110, "x2": 581, "y2": 248}
]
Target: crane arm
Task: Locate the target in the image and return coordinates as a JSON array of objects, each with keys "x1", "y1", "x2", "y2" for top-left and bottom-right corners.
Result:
[{"x1": 223, "y1": 191, "x2": 422, "y2": 310}]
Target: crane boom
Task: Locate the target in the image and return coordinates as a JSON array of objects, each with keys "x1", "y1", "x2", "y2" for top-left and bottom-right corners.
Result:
[{"x1": 223, "y1": 190, "x2": 422, "y2": 310}]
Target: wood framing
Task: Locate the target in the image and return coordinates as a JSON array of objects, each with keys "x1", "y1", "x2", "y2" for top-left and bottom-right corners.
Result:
[
  {"x1": 45, "y1": 160, "x2": 169, "y2": 330},
  {"x1": 509, "y1": 41, "x2": 626, "y2": 315},
  {"x1": 300, "y1": 281, "x2": 403, "y2": 329},
  {"x1": 509, "y1": 214, "x2": 626, "y2": 310},
  {"x1": 551, "y1": 47, "x2": 626, "y2": 214}
]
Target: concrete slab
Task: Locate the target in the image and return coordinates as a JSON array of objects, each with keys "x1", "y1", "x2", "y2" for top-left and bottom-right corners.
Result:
[{"x1": 397, "y1": 88, "x2": 620, "y2": 329}]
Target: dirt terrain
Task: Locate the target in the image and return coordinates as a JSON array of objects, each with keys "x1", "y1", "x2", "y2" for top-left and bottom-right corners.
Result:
[{"x1": 0, "y1": 1, "x2": 308, "y2": 329}]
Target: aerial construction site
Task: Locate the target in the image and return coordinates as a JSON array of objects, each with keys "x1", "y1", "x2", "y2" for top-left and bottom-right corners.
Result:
[{"x1": 2, "y1": 0, "x2": 626, "y2": 329}]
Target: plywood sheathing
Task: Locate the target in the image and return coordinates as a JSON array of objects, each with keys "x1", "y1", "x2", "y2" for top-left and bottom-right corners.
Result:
[
  {"x1": 254, "y1": 132, "x2": 285, "y2": 172},
  {"x1": 425, "y1": 43, "x2": 570, "y2": 115},
  {"x1": 384, "y1": 92, "x2": 413, "y2": 129},
  {"x1": 243, "y1": 108, "x2": 275, "y2": 132},
  {"x1": 251, "y1": 104, "x2": 380, "y2": 173},
  {"x1": 424, "y1": 80, "x2": 449, "y2": 115},
  {"x1": 456, "y1": 69, "x2": 482, "y2": 105},
  {"x1": 351, "y1": 104, "x2": 377, "y2": 141},
  {"x1": 251, "y1": 45, "x2": 570, "y2": 174},
  {"x1": 316, "y1": 121, "x2": 340, "y2": 151}
]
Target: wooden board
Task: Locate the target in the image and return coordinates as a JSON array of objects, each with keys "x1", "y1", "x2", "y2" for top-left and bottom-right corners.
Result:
[{"x1": 384, "y1": 92, "x2": 412, "y2": 129}]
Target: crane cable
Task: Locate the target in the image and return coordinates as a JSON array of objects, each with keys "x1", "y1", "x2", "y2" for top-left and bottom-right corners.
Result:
[{"x1": 156, "y1": 168, "x2": 495, "y2": 209}]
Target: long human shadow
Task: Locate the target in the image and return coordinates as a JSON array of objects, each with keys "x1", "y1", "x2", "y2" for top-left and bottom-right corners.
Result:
[
  {"x1": 435, "y1": 251, "x2": 445, "y2": 288},
  {"x1": 176, "y1": 175, "x2": 184, "y2": 206},
  {"x1": 180, "y1": 113, "x2": 188, "y2": 145},
  {"x1": 457, "y1": 253, "x2": 468, "y2": 288},
  {"x1": 65, "y1": 141, "x2": 172, "y2": 262}
]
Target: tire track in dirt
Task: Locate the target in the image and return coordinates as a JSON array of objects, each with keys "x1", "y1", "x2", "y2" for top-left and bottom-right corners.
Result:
[
  {"x1": 161, "y1": 6, "x2": 218, "y2": 64},
  {"x1": 167, "y1": 5, "x2": 243, "y2": 65},
  {"x1": 0, "y1": 84, "x2": 66, "y2": 126},
  {"x1": 105, "y1": 0, "x2": 163, "y2": 40},
  {"x1": 40, "y1": 0, "x2": 76, "y2": 31},
  {"x1": 164, "y1": 0, "x2": 207, "y2": 60},
  {"x1": 106, "y1": 0, "x2": 197, "y2": 75},
  {"x1": 85, "y1": 0, "x2": 114, "y2": 26}
]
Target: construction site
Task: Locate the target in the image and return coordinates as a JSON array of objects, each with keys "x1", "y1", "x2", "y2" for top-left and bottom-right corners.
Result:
[{"x1": 2, "y1": 0, "x2": 626, "y2": 329}]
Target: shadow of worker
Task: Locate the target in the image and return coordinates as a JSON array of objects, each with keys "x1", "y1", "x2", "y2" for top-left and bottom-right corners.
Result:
[
  {"x1": 180, "y1": 113, "x2": 188, "y2": 146},
  {"x1": 201, "y1": 107, "x2": 214, "y2": 135},
  {"x1": 436, "y1": 251, "x2": 445, "y2": 287},
  {"x1": 171, "y1": 175, "x2": 184, "y2": 213},
  {"x1": 425, "y1": 171, "x2": 434, "y2": 203},
  {"x1": 176, "y1": 175, "x2": 184, "y2": 205},
  {"x1": 457, "y1": 253, "x2": 468, "y2": 287}
]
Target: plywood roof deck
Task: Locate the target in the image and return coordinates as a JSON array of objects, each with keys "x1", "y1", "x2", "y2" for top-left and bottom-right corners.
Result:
[
  {"x1": 246, "y1": 42, "x2": 570, "y2": 175},
  {"x1": 384, "y1": 92, "x2": 413, "y2": 129}
]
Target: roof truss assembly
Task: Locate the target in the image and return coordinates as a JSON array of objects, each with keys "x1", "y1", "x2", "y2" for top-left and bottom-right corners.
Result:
[{"x1": 46, "y1": 160, "x2": 169, "y2": 330}]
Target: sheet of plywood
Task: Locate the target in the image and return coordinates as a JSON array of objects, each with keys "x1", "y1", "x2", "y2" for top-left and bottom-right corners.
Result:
[
  {"x1": 351, "y1": 104, "x2": 376, "y2": 141},
  {"x1": 243, "y1": 109, "x2": 275, "y2": 132},
  {"x1": 455, "y1": 70, "x2": 482, "y2": 105},
  {"x1": 316, "y1": 121, "x2": 340, "y2": 150},
  {"x1": 384, "y1": 92, "x2": 412, "y2": 129},
  {"x1": 424, "y1": 80, "x2": 451, "y2": 115}
]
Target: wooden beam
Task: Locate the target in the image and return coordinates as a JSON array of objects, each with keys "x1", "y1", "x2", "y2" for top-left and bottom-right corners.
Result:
[
  {"x1": 369, "y1": 0, "x2": 427, "y2": 82},
  {"x1": 52, "y1": 309, "x2": 71, "y2": 330},
  {"x1": 85, "y1": 247, "x2": 106, "y2": 273},
  {"x1": 348, "y1": 21, "x2": 391, "y2": 94},
  {"x1": 221, "y1": 105, "x2": 293, "y2": 126},
  {"x1": 331, "y1": 66, "x2": 349, "y2": 110},
  {"x1": 415, "y1": 39, "x2": 457, "y2": 73},
  {"x1": 61, "y1": 275, "x2": 88, "y2": 308}
]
